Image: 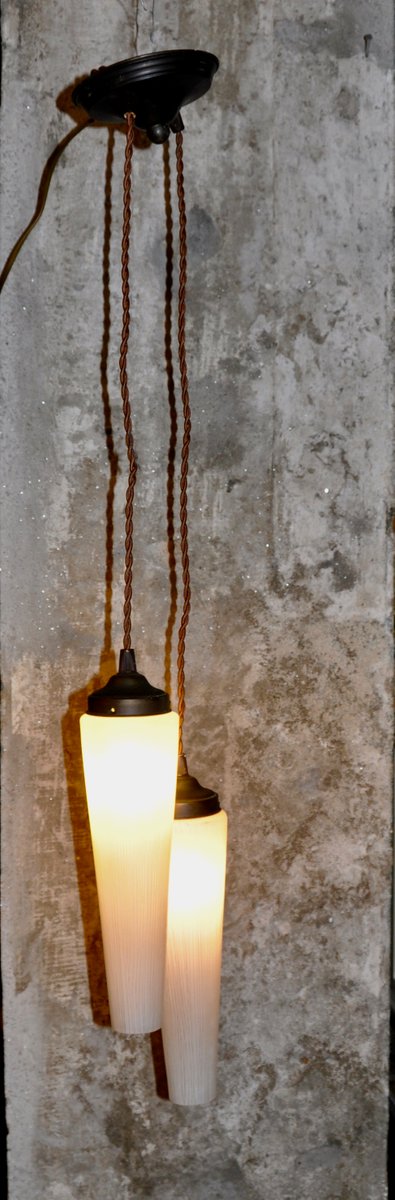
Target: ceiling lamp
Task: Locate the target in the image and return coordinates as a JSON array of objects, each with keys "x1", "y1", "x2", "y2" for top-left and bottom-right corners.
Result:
[{"x1": 3, "y1": 48, "x2": 227, "y2": 1100}]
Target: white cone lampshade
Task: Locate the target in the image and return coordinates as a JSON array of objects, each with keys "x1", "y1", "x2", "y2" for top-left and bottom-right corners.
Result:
[
  {"x1": 162, "y1": 764, "x2": 227, "y2": 1105},
  {"x1": 80, "y1": 652, "x2": 179, "y2": 1034}
]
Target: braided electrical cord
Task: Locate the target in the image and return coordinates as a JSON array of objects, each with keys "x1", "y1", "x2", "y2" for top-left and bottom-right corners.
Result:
[
  {"x1": 175, "y1": 131, "x2": 192, "y2": 754},
  {"x1": 101, "y1": 129, "x2": 120, "y2": 661},
  {"x1": 119, "y1": 112, "x2": 138, "y2": 650},
  {"x1": 163, "y1": 140, "x2": 178, "y2": 700}
]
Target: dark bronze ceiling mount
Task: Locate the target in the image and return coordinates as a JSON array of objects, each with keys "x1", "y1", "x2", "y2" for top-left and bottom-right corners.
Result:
[{"x1": 72, "y1": 49, "x2": 219, "y2": 143}]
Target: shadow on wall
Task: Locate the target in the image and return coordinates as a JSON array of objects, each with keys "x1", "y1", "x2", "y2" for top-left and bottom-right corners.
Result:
[
  {"x1": 62, "y1": 663, "x2": 112, "y2": 1027},
  {"x1": 0, "y1": 76, "x2": 152, "y2": 293},
  {"x1": 56, "y1": 76, "x2": 152, "y2": 148},
  {"x1": 0, "y1": 975, "x2": 8, "y2": 1200}
]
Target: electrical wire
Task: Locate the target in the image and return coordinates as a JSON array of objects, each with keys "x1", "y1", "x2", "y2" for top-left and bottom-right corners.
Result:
[
  {"x1": 0, "y1": 120, "x2": 91, "y2": 293},
  {"x1": 175, "y1": 130, "x2": 192, "y2": 755},
  {"x1": 119, "y1": 112, "x2": 138, "y2": 651}
]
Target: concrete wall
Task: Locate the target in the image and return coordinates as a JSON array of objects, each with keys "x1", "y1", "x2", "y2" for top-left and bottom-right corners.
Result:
[{"x1": 1, "y1": 2, "x2": 393, "y2": 1198}]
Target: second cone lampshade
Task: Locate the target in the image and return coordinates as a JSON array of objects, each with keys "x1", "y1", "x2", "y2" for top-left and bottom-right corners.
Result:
[{"x1": 162, "y1": 758, "x2": 227, "y2": 1104}]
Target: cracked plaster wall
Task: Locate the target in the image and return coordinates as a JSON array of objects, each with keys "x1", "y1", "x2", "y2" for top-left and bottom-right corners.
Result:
[{"x1": 1, "y1": 2, "x2": 393, "y2": 1199}]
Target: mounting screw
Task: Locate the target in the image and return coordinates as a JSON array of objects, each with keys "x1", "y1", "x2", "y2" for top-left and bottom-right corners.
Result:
[{"x1": 147, "y1": 123, "x2": 170, "y2": 144}]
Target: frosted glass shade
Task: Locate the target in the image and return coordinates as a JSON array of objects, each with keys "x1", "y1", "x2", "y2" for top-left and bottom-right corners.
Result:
[
  {"x1": 80, "y1": 711, "x2": 179, "y2": 1034},
  {"x1": 162, "y1": 809, "x2": 227, "y2": 1104}
]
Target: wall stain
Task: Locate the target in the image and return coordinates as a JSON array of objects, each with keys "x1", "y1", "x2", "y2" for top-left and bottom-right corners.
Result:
[
  {"x1": 187, "y1": 204, "x2": 220, "y2": 263},
  {"x1": 335, "y1": 87, "x2": 360, "y2": 121},
  {"x1": 317, "y1": 549, "x2": 358, "y2": 591}
]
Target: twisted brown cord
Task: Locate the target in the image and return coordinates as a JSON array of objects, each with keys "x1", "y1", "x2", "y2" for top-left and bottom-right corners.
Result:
[
  {"x1": 175, "y1": 131, "x2": 191, "y2": 754},
  {"x1": 101, "y1": 128, "x2": 119, "y2": 660},
  {"x1": 120, "y1": 112, "x2": 138, "y2": 651},
  {"x1": 163, "y1": 140, "x2": 178, "y2": 699}
]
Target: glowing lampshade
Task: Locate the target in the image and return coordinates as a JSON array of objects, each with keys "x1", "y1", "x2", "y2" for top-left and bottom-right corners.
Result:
[
  {"x1": 162, "y1": 761, "x2": 227, "y2": 1105},
  {"x1": 80, "y1": 651, "x2": 178, "y2": 1034}
]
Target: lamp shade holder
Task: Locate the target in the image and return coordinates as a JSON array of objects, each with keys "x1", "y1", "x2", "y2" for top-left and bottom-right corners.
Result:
[
  {"x1": 87, "y1": 648, "x2": 171, "y2": 716},
  {"x1": 175, "y1": 754, "x2": 221, "y2": 819}
]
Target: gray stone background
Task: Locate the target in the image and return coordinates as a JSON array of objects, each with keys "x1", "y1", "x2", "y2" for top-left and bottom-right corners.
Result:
[{"x1": 1, "y1": 2, "x2": 393, "y2": 1198}]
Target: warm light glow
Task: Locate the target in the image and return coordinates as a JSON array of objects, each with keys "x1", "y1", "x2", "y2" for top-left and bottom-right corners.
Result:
[
  {"x1": 80, "y1": 711, "x2": 179, "y2": 1034},
  {"x1": 162, "y1": 810, "x2": 227, "y2": 1105}
]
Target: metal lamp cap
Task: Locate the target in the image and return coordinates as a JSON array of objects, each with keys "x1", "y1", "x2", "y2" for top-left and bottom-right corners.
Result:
[
  {"x1": 87, "y1": 649, "x2": 171, "y2": 716},
  {"x1": 174, "y1": 754, "x2": 221, "y2": 819}
]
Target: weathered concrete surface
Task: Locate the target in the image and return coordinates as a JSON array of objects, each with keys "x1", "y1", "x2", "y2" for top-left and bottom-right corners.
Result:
[{"x1": 1, "y1": 2, "x2": 393, "y2": 1198}]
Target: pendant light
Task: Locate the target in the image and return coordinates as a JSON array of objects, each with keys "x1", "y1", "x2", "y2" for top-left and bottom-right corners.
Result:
[
  {"x1": 75, "y1": 53, "x2": 220, "y2": 1039},
  {"x1": 1, "y1": 48, "x2": 225, "y2": 1080},
  {"x1": 158, "y1": 130, "x2": 228, "y2": 1104}
]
